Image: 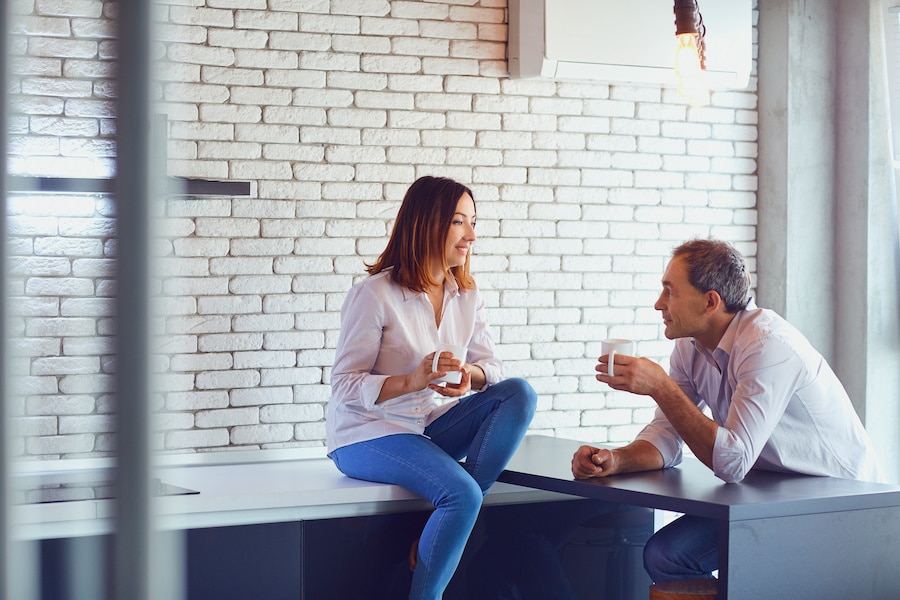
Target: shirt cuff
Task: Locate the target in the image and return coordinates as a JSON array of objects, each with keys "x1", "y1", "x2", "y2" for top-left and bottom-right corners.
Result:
[{"x1": 360, "y1": 374, "x2": 390, "y2": 411}]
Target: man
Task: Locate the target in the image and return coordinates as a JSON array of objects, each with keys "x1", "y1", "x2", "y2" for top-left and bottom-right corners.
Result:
[{"x1": 571, "y1": 238, "x2": 884, "y2": 583}]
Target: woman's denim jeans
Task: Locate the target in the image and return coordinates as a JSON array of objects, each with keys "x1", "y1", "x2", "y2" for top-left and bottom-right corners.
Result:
[
  {"x1": 643, "y1": 514, "x2": 719, "y2": 582},
  {"x1": 329, "y1": 377, "x2": 537, "y2": 600}
]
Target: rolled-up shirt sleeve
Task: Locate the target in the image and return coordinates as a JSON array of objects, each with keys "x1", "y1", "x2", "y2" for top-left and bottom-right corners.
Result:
[
  {"x1": 711, "y1": 336, "x2": 800, "y2": 483},
  {"x1": 634, "y1": 408, "x2": 685, "y2": 468}
]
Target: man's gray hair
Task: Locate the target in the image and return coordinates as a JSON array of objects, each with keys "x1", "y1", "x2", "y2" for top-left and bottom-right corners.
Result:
[{"x1": 672, "y1": 239, "x2": 750, "y2": 313}]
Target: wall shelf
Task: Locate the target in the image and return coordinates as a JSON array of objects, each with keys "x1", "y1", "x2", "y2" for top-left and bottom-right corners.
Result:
[{"x1": 7, "y1": 176, "x2": 251, "y2": 197}]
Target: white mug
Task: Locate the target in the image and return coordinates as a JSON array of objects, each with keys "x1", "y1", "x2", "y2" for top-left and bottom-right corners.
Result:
[
  {"x1": 601, "y1": 338, "x2": 635, "y2": 376},
  {"x1": 432, "y1": 343, "x2": 467, "y2": 384}
]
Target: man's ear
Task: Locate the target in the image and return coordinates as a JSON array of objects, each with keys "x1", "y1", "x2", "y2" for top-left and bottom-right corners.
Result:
[{"x1": 705, "y1": 290, "x2": 723, "y2": 314}]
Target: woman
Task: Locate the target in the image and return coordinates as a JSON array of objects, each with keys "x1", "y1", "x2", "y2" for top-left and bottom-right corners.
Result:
[{"x1": 327, "y1": 176, "x2": 537, "y2": 599}]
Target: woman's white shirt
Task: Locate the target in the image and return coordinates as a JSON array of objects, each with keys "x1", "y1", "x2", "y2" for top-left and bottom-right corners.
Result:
[{"x1": 326, "y1": 270, "x2": 502, "y2": 454}]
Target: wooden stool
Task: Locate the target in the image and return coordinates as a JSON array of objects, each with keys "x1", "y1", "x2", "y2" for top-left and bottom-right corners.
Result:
[{"x1": 649, "y1": 578, "x2": 717, "y2": 600}]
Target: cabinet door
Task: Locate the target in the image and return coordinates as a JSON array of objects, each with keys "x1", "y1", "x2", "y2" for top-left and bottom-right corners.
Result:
[{"x1": 187, "y1": 521, "x2": 302, "y2": 600}]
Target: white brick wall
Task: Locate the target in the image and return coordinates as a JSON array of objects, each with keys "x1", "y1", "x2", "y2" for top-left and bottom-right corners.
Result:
[{"x1": 7, "y1": 0, "x2": 759, "y2": 458}]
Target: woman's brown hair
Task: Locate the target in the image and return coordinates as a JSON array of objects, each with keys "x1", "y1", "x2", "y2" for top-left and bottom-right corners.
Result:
[{"x1": 366, "y1": 176, "x2": 476, "y2": 292}]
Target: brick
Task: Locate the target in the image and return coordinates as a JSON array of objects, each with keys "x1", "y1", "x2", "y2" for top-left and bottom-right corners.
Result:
[
  {"x1": 195, "y1": 407, "x2": 259, "y2": 428},
  {"x1": 12, "y1": 16, "x2": 72, "y2": 37},
  {"x1": 172, "y1": 238, "x2": 230, "y2": 257},
  {"x1": 19, "y1": 376, "x2": 60, "y2": 395},
  {"x1": 26, "y1": 317, "x2": 96, "y2": 338},
  {"x1": 197, "y1": 295, "x2": 263, "y2": 316},
  {"x1": 28, "y1": 37, "x2": 98, "y2": 59},
  {"x1": 209, "y1": 0, "x2": 267, "y2": 8},
  {"x1": 235, "y1": 9, "x2": 298, "y2": 31},
  {"x1": 14, "y1": 415, "x2": 58, "y2": 437},
  {"x1": 59, "y1": 297, "x2": 114, "y2": 317},
  {"x1": 232, "y1": 314, "x2": 294, "y2": 332},
  {"x1": 165, "y1": 428, "x2": 230, "y2": 450},
  {"x1": 227, "y1": 275, "x2": 292, "y2": 295},
  {"x1": 155, "y1": 335, "x2": 199, "y2": 355},
  {"x1": 260, "y1": 403, "x2": 323, "y2": 423},
  {"x1": 169, "y1": 352, "x2": 233, "y2": 372},
  {"x1": 230, "y1": 423, "x2": 293, "y2": 445},
  {"x1": 57, "y1": 217, "x2": 115, "y2": 237},
  {"x1": 167, "y1": 315, "x2": 231, "y2": 335},
  {"x1": 10, "y1": 55, "x2": 62, "y2": 77},
  {"x1": 263, "y1": 331, "x2": 324, "y2": 350},
  {"x1": 59, "y1": 414, "x2": 115, "y2": 434},
  {"x1": 198, "y1": 332, "x2": 264, "y2": 352},
  {"x1": 233, "y1": 350, "x2": 295, "y2": 369},
  {"x1": 230, "y1": 386, "x2": 292, "y2": 406},
  {"x1": 239, "y1": 122, "x2": 306, "y2": 145},
  {"x1": 235, "y1": 48, "x2": 299, "y2": 70},
  {"x1": 162, "y1": 276, "x2": 230, "y2": 297},
  {"x1": 74, "y1": 16, "x2": 115, "y2": 37},
  {"x1": 26, "y1": 434, "x2": 95, "y2": 456},
  {"x1": 26, "y1": 394, "x2": 94, "y2": 416},
  {"x1": 293, "y1": 422, "x2": 327, "y2": 442},
  {"x1": 259, "y1": 367, "x2": 321, "y2": 386},
  {"x1": 226, "y1": 238, "x2": 291, "y2": 257},
  {"x1": 271, "y1": 257, "x2": 331, "y2": 275},
  {"x1": 262, "y1": 294, "x2": 325, "y2": 314},
  {"x1": 332, "y1": 0, "x2": 389, "y2": 16},
  {"x1": 166, "y1": 391, "x2": 230, "y2": 411},
  {"x1": 9, "y1": 256, "x2": 71, "y2": 277},
  {"x1": 265, "y1": 69, "x2": 326, "y2": 89},
  {"x1": 195, "y1": 369, "x2": 261, "y2": 390},
  {"x1": 207, "y1": 256, "x2": 273, "y2": 276},
  {"x1": 70, "y1": 257, "x2": 116, "y2": 277},
  {"x1": 293, "y1": 384, "x2": 330, "y2": 404},
  {"x1": 29, "y1": 115, "x2": 99, "y2": 137},
  {"x1": 167, "y1": 43, "x2": 235, "y2": 67},
  {"x1": 58, "y1": 373, "x2": 114, "y2": 394},
  {"x1": 63, "y1": 336, "x2": 114, "y2": 356}
]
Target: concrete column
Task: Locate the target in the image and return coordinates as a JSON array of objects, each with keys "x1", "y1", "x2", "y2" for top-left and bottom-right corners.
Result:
[
  {"x1": 757, "y1": 0, "x2": 837, "y2": 355},
  {"x1": 758, "y1": 0, "x2": 900, "y2": 482}
]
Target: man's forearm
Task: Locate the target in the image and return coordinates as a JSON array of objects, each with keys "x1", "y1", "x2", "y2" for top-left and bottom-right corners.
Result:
[
  {"x1": 652, "y1": 380, "x2": 718, "y2": 470},
  {"x1": 613, "y1": 440, "x2": 666, "y2": 473}
]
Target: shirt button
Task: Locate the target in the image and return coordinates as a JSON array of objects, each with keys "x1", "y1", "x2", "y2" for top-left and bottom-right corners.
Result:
[{"x1": 414, "y1": 407, "x2": 420, "y2": 412}]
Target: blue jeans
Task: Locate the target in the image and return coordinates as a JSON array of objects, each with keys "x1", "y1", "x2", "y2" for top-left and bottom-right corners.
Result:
[
  {"x1": 329, "y1": 378, "x2": 537, "y2": 600},
  {"x1": 643, "y1": 514, "x2": 718, "y2": 582}
]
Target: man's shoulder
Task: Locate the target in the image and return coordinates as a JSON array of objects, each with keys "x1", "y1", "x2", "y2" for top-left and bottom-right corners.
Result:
[
  {"x1": 731, "y1": 306, "x2": 816, "y2": 356},
  {"x1": 734, "y1": 305, "x2": 791, "y2": 334}
]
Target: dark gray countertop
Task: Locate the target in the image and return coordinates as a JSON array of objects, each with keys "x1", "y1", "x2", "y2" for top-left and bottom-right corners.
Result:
[{"x1": 499, "y1": 435, "x2": 900, "y2": 520}]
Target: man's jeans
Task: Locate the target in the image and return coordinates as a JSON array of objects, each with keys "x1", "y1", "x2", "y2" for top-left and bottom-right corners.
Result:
[{"x1": 643, "y1": 514, "x2": 719, "y2": 582}]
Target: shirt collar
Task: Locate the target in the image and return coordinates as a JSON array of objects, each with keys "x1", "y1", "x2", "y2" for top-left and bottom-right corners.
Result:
[
  {"x1": 690, "y1": 297, "x2": 756, "y2": 369},
  {"x1": 398, "y1": 275, "x2": 460, "y2": 302}
]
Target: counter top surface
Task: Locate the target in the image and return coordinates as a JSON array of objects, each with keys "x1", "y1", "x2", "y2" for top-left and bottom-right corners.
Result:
[
  {"x1": 11, "y1": 444, "x2": 573, "y2": 540},
  {"x1": 499, "y1": 435, "x2": 900, "y2": 520}
]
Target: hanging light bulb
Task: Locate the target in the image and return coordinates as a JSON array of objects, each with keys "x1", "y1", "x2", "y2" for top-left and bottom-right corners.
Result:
[{"x1": 673, "y1": 0, "x2": 710, "y2": 107}]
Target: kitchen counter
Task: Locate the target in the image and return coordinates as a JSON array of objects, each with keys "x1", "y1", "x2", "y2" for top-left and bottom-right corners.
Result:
[{"x1": 11, "y1": 445, "x2": 574, "y2": 541}]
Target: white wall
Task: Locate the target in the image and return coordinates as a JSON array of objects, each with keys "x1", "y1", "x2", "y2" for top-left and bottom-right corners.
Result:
[{"x1": 7, "y1": 0, "x2": 759, "y2": 458}]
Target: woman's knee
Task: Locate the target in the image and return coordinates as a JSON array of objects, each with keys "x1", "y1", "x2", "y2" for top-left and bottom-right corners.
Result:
[
  {"x1": 501, "y1": 377, "x2": 537, "y2": 416},
  {"x1": 438, "y1": 472, "x2": 483, "y2": 517}
]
